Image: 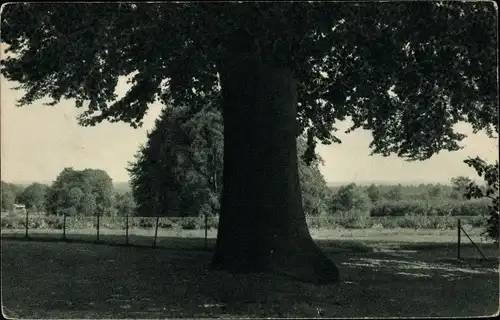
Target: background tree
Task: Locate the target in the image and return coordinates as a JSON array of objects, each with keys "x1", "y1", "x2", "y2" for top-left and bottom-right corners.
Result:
[
  {"x1": 450, "y1": 176, "x2": 475, "y2": 200},
  {"x1": 114, "y1": 191, "x2": 136, "y2": 217},
  {"x1": 384, "y1": 184, "x2": 404, "y2": 202},
  {"x1": 297, "y1": 138, "x2": 331, "y2": 216},
  {"x1": 1, "y1": 2, "x2": 497, "y2": 283},
  {"x1": 65, "y1": 187, "x2": 85, "y2": 216},
  {"x1": 427, "y1": 183, "x2": 446, "y2": 200},
  {"x1": 46, "y1": 168, "x2": 114, "y2": 216},
  {"x1": 17, "y1": 182, "x2": 50, "y2": 212},
  {"x1": 128, "y1": 102, "x2": 223, "y2": 217},
  {"x1": 46, "y1": 168, "x2": 80, "y2": 215},
  {"x1": 175, "y1": 102, "x2": 224, "y2": 217},
  {"x1": 128, "y1": 101, "x2": 330, "y2": 217},
  {"x1": 1, "y1": 181, "x2": 18, "y2": 212},
  {"x1": 331, "y1": 183, "x2": 372, "y2": 213},
  {"x1": 366, "y1": 184, "x2": 381, "y2": 204},
  {"x1": 81, "y1": 169, "x2": 115, "y2": 216}
]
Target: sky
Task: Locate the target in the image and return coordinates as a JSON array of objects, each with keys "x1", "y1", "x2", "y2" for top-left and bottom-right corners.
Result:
[{"x1": 1, "y1": 74, "x2": 498, "y2": 186}]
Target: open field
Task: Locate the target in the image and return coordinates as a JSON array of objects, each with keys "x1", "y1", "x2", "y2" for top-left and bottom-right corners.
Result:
[
  {"x1": 2, "y1": 229, "x2": 499, "y2": 318},
  {"x1": 0, "y1": 226, "x2": 496, "y2": 245}
]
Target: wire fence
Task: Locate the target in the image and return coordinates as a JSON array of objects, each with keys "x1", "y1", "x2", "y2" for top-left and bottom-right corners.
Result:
[
  {"x1": 1, "y1": 212, "x2": 218, "y2": 250},
  {"x1": 1, "y1": 211, "x2": 495, "y2": 257}
]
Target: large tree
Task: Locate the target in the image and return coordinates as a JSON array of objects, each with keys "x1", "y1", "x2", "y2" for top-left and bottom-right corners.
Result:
[
  {"x1": 128, "y1": 102, "x2": 224, "y2": 218},
  {"x1": 1, "y1": 2, "x2": 497, "y2": 283},
  {"x1": 128, "y1": 101, "x2": 329, "y2": 218}
]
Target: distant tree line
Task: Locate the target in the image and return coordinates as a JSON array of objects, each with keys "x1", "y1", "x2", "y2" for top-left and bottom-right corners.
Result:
[
  {"x1": 329, "y1": 176, "x2": 481, "y2": 213},
  {"x1": 1, "y1": 168, "x2": 135, "y2": 217},
  {"x1": 0, "y1": 170, "x2": 490, "y2": 220},
  {"x1": 1, "y1": 165, "x2": 496, "y2": 241}
]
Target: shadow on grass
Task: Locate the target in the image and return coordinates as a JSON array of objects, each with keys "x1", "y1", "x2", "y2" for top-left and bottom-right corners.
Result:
[
  {"x1": 2, "y1": 230, "x2": 392, "y2": 255},
  {"x1": 3, "y1": 231, "x2": 498, "y2": 264},
  {"x1": 0, "y1": 232, "x2": 214, "y2": 252},
  {"x1": 2, "y1": 234, "x2": 498, "y2": 319}
]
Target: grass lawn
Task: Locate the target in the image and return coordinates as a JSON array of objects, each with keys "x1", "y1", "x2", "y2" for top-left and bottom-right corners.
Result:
[{"x1": 1, "y1": 228, "x2": 499, "y2": 318}]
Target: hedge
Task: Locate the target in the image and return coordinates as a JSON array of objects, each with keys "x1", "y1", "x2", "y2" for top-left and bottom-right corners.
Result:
[
  {"x1": 1, "y1": 212, "x2": 486, "y2": 231},
  {"x1": 369, "y1": 199, "x2": 491, "y2": 217}
]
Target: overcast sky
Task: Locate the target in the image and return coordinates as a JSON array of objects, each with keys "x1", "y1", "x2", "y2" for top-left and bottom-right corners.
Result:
[{"x1": 1, "y1": 73, "x2": 498, "y2": 185}]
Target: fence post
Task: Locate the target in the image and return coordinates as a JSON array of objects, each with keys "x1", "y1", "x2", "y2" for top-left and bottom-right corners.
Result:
[
  {"x1": 204, "y1": 213, "x2": 208, "y2": 251},
  {"x1": 153, "y1": 216, "x2": 160, "y2": 248},
  {"x1": 457, "y1": 218, "x2": 461, "y2": 260},
  {"x1": 125, "y1": 214, "x2": 129, "y2": 245},
  {"x1": 63, "y1": 213, "x2": 67, "y2": 240},
  {"x1": 96, "y1": 213, "x2": 100, "y2": 242},
  {"x1": 24, "y1": 209, "x2": 29, "y2": 238}
]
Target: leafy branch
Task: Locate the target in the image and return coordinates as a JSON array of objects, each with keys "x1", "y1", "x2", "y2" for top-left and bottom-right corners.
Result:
[{"x1": 464, "y1": 156, "x2": 499, "y2": 244}]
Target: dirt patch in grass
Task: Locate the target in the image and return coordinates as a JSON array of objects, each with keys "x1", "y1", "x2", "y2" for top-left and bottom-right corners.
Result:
[{"x1": 2, "y1": 237, "x2": 498, "y2": 318}]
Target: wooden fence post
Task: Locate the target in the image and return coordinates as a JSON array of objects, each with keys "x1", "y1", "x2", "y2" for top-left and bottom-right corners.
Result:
[
  {"x1": 204, "y1": 213, "x2": 208, "y2": 251},
  {"x1": 96, "y1": 213, "x2": 100, "y2": 242},
  {"x1": 63, "y1": 213, "x2": 67, "y2": 240},
  {"x1": 125, "y1": 214, "x2": 129, "y2": 245},
  {"x1": 457, "y1": 219, "x2": 461, "y2": 259},
  {"x1": 24, "y1": 209, "x2": 29, "y2": 238},
  {"x1": 153, "y1": 216, "x2": 160, "y2": 248}
]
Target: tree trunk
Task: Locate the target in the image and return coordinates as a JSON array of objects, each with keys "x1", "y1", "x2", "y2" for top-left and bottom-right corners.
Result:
[{"x1": 211, "y1": 54, "x2": 340, "y2": 284}]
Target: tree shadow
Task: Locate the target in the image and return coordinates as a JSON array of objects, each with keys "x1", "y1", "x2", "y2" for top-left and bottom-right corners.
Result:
[
  {"x1": 2, "y1": 234, "x2": 498, "y2": 318},
  {"x1": 3, "y1": 231, "x2": 497, "y2": 258},
  {"x1": 0, "y1": 232, "x2": 215, "y2": 252}
]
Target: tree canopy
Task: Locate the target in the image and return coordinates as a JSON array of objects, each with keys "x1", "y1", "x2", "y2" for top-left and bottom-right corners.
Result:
[
  {"x1": 17, "y1": 182, "x2": 50, "y2": 211},
  {"x1": 450, "y1": 176, "x2": 475, "y2": 200},
  {"x1": 1, "y1": 2, "x2": 497, "y2": 162},
  {"x1": 46, "y1": 168, "x2": 114, "y2": 216},
  {"x1": 114, "y1": 191, "x2": 136, "y2": 217},
  {"x1": 128, "y1": 101, "x2": 223, "y2": 217},
  {"x1": 330, "y1": 183, "x2": 372, "y2": 213}
]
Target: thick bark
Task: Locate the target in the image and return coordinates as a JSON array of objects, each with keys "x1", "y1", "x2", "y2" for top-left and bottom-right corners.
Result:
[{"x1": 211, "y1": 54, "x2": 340, "y2": 284}]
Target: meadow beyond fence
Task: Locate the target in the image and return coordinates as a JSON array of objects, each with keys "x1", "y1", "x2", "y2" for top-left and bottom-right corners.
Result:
[{"x1": 0, "y1": 211, "x2": 489, "y2": 239}]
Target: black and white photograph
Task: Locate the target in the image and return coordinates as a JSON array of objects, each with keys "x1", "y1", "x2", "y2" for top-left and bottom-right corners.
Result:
[{"x1": 0, "y1": 1, "x2": 498, "y2": 318}]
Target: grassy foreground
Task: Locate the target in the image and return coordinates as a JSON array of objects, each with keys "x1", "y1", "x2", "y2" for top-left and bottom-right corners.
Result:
[{"x1": 1, "y1": 228, "x2": 499, "y2": 318}]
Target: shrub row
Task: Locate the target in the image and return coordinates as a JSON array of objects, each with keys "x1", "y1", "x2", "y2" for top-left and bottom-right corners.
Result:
[
  {"x1": 0, "y1": 215, "x2": 220, "y2": 231},
  {"x1": 304, "y1": 209, "x2": 485, "y2": 229},
  {"x1": 369, "y1": 199, "x2": 491, "y2": 217},
  {"x1": 306, "y1": 212, "x2": 486, "y2": 229},
  {"x1": 2, "y1": 213, "x2": 486, "y2": 231}
]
